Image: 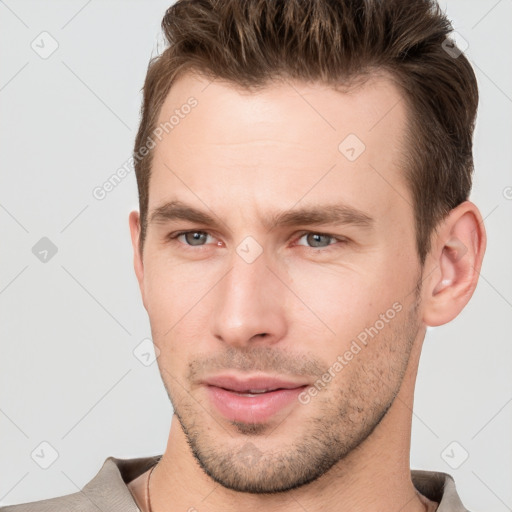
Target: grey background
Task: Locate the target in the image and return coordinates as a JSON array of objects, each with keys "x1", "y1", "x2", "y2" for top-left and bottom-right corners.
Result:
[{"x1": 0, "y1": 0, "x2": 511, "y2": 509}]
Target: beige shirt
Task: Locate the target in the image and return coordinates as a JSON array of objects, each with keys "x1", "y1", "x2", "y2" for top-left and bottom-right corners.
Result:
[{"x1": 0, "y1": 455, "x2": 471, "y2": 511}]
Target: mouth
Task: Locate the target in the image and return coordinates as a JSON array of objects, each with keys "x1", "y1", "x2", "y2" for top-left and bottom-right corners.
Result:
[{"x1": 202, "y1": 375, "x2": 309, "y2": 423}]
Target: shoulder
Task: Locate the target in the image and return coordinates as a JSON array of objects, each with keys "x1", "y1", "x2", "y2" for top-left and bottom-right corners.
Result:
[
  {"x1": 411, "y1": 469, "x2": 472, "y2": 512},
  {"x1": 0, "y1": 455, "x2": 158, "y2": 512},
  {"x1": 0, "y1": 490, "x2": 101, "y2": 512},
  {"x1": 0, "y1": 455, "x2": 161, "y2": 512}
]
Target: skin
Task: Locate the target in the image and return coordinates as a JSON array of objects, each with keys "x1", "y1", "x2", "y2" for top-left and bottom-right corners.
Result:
[{"x1": 127, "y1": 71, "x2": 486, "y2": 512}]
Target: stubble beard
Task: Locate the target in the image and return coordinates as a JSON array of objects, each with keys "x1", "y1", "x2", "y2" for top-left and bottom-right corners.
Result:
[{"x1": 161, "y1": 282, "x2": 423, "y2": 494}]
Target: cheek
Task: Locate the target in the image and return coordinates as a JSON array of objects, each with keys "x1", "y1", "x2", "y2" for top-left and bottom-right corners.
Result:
[
  {"x1": 143, "y1": 247, "x2": 207, "y2": 309},
  {"x1": 143, "y1": 266, "x2": 175, "y2": 329},
  {"x1": 142, "y1": 256, "x2": 195, "y2": 336},
  {"x1": 285, "y1": 258, "x2": 413, "y2": 348},
  {"x1": 142, "y1": 256, "x2": 220, "y2": 357}
]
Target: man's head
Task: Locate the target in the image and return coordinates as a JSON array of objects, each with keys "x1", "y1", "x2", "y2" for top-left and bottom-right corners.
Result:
[{"x1": 128, "y1": 0, "x2": 485, "y2": 496}]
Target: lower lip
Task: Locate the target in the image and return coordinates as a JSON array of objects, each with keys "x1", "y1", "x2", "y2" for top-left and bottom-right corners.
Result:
[{"x1": 206, "y1": 385, "x2": 307, "y2": 423}]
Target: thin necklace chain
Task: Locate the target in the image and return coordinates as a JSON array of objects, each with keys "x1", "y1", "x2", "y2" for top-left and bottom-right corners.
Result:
[{"x1": 145, "y1": 465, "x2": 156, "y2": 512}]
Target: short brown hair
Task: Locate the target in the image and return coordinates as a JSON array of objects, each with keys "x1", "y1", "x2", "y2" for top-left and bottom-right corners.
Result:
[{"x1": 133, "y1": 0, "x2": 478, "y2": 264}]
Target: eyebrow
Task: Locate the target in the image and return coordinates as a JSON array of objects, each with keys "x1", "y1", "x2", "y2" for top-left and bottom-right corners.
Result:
[{"x1": 149, "y1": 200, "x2": 374, "y2": 231}]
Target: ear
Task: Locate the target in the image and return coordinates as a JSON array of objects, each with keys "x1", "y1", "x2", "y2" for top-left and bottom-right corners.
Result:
[
  {"x1": 129, "y1": 211, "x2": 146, "y2": 307},
  {"x1": 421, "y1": 200, "x2": 487, "y2": 327}
]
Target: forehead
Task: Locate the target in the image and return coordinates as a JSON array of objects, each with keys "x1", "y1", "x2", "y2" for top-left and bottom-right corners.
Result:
[
  {"x1": 156, "y1": 71, "x2": 407, "y2": 148},
  {"x1": 148, "y1": 71, "x2": 412, "y2": 227}
]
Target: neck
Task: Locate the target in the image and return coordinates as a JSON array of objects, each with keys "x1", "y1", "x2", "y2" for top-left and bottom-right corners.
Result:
[{"x1": 150, "y1": 335, "x2": 428, "y2": 512}]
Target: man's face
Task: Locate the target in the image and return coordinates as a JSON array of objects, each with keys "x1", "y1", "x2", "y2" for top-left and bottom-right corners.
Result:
[{"x1": 133, "y1": 72, "x2": 424, "y2": 493}]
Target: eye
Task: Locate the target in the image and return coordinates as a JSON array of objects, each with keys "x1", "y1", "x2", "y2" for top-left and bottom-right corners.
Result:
[
  {"x1": 295, "y1": 232, "x2": 340, "y2": 249},
  {"x1": 173, "y1": 230, "x2": 214, "y2": 246}
]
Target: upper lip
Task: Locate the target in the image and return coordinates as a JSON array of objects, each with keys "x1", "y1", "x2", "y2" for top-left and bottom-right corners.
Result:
[{"x1": 203, "y1": 374, "x2": 308, "y2": 392}]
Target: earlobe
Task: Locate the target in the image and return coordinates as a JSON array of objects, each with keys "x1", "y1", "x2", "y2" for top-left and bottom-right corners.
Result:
[
  {"x1": 422, "y1": 201, "x2": 486, "y2": 327},
  {"x1": 128, "y1": 211, "x2": 146, "y2": 305}
]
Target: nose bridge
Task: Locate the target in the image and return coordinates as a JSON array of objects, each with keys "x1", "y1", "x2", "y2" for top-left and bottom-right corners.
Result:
[{"x1": 211, "y1": 246, "x2": 287, "y2": 346}]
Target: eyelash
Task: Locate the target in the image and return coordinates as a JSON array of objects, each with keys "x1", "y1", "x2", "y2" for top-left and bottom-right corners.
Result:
[{"x1": 167, "y1": 230, "x2": 348, "y2": 253}]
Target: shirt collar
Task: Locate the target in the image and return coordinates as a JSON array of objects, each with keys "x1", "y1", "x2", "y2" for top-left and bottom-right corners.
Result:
[{"x1": 89, "y1": 456, "x2": 468, "y2": 511}]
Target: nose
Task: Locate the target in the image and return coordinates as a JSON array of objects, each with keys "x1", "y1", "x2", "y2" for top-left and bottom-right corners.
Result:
[{"x1": 211, "y1": 247, "x2": 288, "y2": 348}]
